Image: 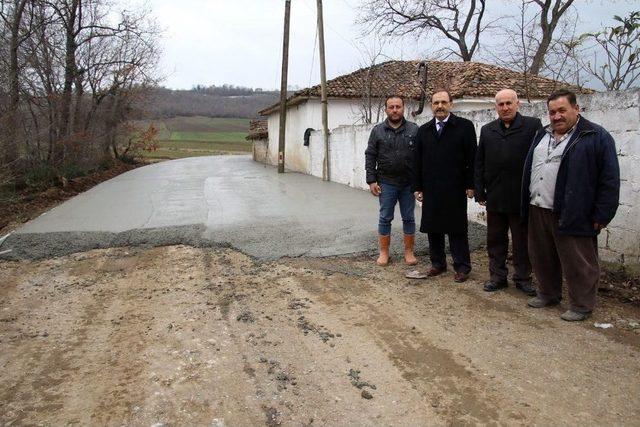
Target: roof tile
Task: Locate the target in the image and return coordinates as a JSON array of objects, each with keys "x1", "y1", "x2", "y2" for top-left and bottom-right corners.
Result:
[{"x1": 260, "y1": 60, "x2": 592, "y2": 115}]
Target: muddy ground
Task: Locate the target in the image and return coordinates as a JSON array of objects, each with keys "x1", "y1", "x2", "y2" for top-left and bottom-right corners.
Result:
[{"x1": 1, "y1": 245, "x2": 639, "y2": 426}]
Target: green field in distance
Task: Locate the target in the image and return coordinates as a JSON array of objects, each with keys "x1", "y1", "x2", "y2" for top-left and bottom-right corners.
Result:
[{"x1": 137, "y1": 116, "x2": 253, "y2": 160}]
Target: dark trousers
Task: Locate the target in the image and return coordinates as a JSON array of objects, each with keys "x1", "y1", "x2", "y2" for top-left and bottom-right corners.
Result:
[
  {"x1": 486, "y1": 211, "x2": 531, "y2": 285},
  {"x1": 428, "y1": 232, "x2": 471, "y2": 274},
  {"x1": 528, "y1": 206, "x2": 599, "y2": 313}
]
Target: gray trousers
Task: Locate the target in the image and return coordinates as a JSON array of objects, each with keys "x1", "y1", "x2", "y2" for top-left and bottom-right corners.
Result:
[{"x1": 528, "y1": 206, "x2": 599, "y2": 313}]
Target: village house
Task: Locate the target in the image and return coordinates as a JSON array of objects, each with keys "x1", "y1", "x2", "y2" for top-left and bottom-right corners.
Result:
[{"x1": 252, "y1": 59, "x2": 590, "y2": 169}]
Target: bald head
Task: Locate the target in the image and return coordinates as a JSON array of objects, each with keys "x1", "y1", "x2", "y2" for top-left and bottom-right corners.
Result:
[
  {"x1": 495, "y1": 89, "x2": 520, "y2": 125},
  {"x1": 495, "y1": 89, "x2": 518, "y2": 103}
]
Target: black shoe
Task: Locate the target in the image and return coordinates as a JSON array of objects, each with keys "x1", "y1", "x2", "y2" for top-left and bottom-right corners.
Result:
[
  {"x1": 515, "y1": 281, "x2": 537, "y2": 296},
  {"x1": 483, "y1": 281, "x2": 508, "y2": 292},
  {"x1": 454, "y1": 271, "x2": 469, "y2": 283},
  {"x1": 527, "y1": 296, "x2": 561, "y2": 308},
  {"x1": 428, "y1": 266, "x2": 447, "y2": 277}
]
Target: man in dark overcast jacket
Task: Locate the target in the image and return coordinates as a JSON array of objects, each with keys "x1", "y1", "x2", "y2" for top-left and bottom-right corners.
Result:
[
  {"x1": 522, "y1": 89, "x2": 620, "y2": 322},
  {"x1": 365, "y1": 96, "x2": 419, "y2": 266},
  {"x1": 475, "y1": 89, "x2": 542, "y2": 295}
]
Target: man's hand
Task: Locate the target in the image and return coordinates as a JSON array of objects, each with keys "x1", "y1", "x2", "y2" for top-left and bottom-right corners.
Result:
[
  {"x1": 414, "y1": 191, "x2": 423, "y2": 202},
  {"x1": 466, "y1": 189, "x2": 475, "y2": 199},
  {"x1": 594, "y1": 222, "x2": 606, "y2": 231},
  {"x1": 369, "y1": 182, "x2": 381, "y2": 196},
  {"x1": 478, "y1": 200, "x2": 486, "y2": 206}
]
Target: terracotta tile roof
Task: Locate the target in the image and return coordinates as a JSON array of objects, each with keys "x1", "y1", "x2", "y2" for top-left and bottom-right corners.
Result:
[
  {"x1": 259, "y1": 60, "x2": 593, "y2": 115},
  {"x1": 246, "y1": 119, "x2": 268, "y2": 140}
]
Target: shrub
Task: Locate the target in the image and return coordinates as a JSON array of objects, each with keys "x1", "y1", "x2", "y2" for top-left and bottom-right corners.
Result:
[{"x1": 23, "y1": 163, "x2": 58, "y2": 191}]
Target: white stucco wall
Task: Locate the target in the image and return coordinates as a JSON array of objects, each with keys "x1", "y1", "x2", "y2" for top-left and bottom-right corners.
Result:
[
  {"x1": 259, "y1": 90, "x2": 640, "y2": 266},
  {"x1": 265, "y1": 98, "x2": 375, "y2": 171},
  {"x1": 252, "y1": 139, "x2": 268, "y2": 163}
]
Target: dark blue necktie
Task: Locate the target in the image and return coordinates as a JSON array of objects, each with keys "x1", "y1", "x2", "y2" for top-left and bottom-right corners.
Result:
[{"x1": 437, "y1": 121, "x2": 444, "y2": 137}]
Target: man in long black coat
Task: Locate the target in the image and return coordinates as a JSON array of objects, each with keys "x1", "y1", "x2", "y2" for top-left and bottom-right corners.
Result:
[
  {"x1": 474, "y1": 89, "x2": 542, "y2": 295},
  {"x1": 413, "y1": 90, "x2": 477, "y2": 282}
]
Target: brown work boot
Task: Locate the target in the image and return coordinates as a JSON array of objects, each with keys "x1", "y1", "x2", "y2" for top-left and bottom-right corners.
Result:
[
  {"x1": 403, "y1": 234, "x2": 417, "y2": 265},
  {"x1": 376, "y1": 235, "x2": 391, "y2": 266}
]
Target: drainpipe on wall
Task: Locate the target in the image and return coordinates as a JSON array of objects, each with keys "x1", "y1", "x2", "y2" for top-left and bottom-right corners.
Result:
[{"x1": 412, "y1": 61, "x2": 428, "y2": 118}]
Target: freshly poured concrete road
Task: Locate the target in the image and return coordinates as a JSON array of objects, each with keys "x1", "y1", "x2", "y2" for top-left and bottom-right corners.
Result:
[{"x1": 2, "y1": 155, "x2": 484, "y2": 259}]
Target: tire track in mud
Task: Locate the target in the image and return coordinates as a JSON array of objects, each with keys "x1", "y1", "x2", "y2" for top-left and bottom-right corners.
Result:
[
  {"x1": 3, "y1": 246, "x2": 639, "y2": 426},
  {"x1": 293, "y1": 268, "x2": 526, "y2": 425}
]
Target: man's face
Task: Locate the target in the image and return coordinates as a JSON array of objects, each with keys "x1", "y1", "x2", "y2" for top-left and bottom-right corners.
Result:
[
  {"x1": 495, "y1": 90, "x2": 519, "y2": 123},
  {"x1": 431, "y1": 91, "x2": 452, "y2": 121},
  {"x1": 385, "y1": 97, "x2": 404, "y2": 123},
  {"x1": 548, "y1": 96, "x2": 580, "y2": 135}
]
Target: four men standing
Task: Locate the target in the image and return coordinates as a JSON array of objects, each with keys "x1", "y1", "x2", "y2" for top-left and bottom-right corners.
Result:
[{"x1": 365, "y1": 86, "x2": 620, "y2": 322}]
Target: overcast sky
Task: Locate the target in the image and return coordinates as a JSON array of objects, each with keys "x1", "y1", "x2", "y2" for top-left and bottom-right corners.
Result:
[{"x1": 151, "y1": 0, "x2": 638, "y2": 90}]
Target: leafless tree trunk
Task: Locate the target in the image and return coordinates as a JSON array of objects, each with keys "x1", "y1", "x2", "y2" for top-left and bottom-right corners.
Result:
[
  {"x1": 0, "y1": 0, "x2": 30, "y2": 179},
  {"x1": 527, "y1": 0, "x2": 575, "y2": 75},
  {"x1": 487, "y1": 0, "x2": 580, "y2": 89}
]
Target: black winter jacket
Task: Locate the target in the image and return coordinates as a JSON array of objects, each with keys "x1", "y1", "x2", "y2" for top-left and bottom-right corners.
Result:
[
  {"x1": 412, "y1": 113, "x2": 477, "y2": 234},
  {"x1": 364, "y1": 119, "x2": 419, "y2": 186},
  {"x1": 475, "y1": 113, "x2": 542, "y2": 213},
  {"x1": 521, "y1": 116, "x2": 620, "y2": 236}
]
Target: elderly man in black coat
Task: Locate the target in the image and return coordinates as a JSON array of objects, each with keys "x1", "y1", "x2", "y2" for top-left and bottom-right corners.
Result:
[
  {"x1": 474, "y1": 89, "x2": 542, "y2": 295},
  {"x1": 413, "y1": 90, "x2": 477, "y2": 283}
]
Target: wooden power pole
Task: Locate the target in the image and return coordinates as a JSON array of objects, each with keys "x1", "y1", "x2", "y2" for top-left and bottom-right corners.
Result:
[
  {"x1": 277, "y1": 0, "x2": 292, "y2": 174},
  {"x1": 316, "y1": 0, "x2": 330, "y2": 181}
]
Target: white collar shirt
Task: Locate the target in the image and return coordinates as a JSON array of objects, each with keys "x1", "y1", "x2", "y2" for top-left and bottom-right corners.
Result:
[{"x1": 529, "y1": 119, "x2": 580, "y2": 209}]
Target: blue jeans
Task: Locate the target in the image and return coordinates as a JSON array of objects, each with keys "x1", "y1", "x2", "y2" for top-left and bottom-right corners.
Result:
[{"x1": 378, "y1": 181, "x2": 415, "y2": 235}]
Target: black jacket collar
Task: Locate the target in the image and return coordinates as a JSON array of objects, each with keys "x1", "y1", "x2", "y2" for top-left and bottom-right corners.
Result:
[
  {"x1": 574, "y1": 115, "x2": 596, "y2": 134},
  {"x1": 491, "y1": 112, "x2": 523, "y2": 133},
  {"x1": 426, "y1": 113, "x2": 459, "y2": 128}
]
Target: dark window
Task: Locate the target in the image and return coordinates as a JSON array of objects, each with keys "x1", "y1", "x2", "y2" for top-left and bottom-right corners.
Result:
[{"x1": 303, "y1": 128, "x2": 314, "y2": 146}]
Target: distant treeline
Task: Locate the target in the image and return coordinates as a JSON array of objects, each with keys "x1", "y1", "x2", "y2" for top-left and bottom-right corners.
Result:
[
  {"x1": 190, "y1": 84, "x2": 274, "y2": 97},
  {"x1": 144, "y1": 87, "x2": 282, "y2": 119}
]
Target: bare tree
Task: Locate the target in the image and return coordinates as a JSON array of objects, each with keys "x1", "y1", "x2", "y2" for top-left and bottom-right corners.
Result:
[
  {"x1": 488, "y1": 0, "x2": 576, "y2": 78},
  {"x1": 580, "y1": 11, "x2": 640, "y2": 90},
  {"x1": 354, "y1": 36, "x2": 391, "y2": 124},
  {"x1": 527, "y1": 0, "x2": 575, "y2": 75},
  {"x1": 0, "y1": 0, "x2": 161, "y2": 189},
  {"x1": 485, "y1": 0, "x2": 539, "y2": 100},
  {"x1": 359, "y1": 0, "x2": 488, "y2": 61}
]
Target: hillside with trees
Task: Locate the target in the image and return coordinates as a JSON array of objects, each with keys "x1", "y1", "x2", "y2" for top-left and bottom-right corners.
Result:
[{"x1": 144, "y1": 86, "x2": 280, "y2": 119}]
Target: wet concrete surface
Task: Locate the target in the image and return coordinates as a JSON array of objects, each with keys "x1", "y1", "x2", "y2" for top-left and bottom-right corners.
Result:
[{"x1": 1, "y1": 155, "x2": 486, "y2": 260}]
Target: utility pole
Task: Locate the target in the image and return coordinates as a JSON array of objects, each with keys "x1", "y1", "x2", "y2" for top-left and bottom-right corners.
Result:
[
  {"x1": 316, "y1": 0, "x2": 330, "y2": 181},
  {"x1": 277, "y1": 0, "x2": 292, "y2": 174}
]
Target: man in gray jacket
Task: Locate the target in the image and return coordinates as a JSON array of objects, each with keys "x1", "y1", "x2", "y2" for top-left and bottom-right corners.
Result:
[{"x1": 365, "y1": 96, "x2": 419, "y2": 266}]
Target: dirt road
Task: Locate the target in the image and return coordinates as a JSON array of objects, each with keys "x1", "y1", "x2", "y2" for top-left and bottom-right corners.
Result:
[{"x1": 1, "y1": 245, "x2": 639, "y2": 426}]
